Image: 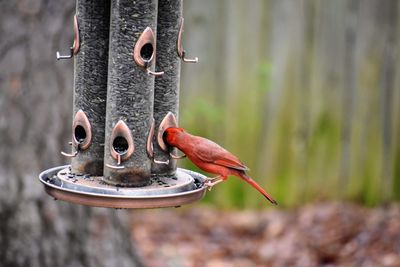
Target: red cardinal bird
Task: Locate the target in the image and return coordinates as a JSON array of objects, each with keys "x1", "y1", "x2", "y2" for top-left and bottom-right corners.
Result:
[{"x1": 163, "y1": 127, "x2": 277, "y2": 205}]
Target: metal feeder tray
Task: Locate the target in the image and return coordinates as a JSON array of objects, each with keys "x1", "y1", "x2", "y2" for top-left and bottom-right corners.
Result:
[{"x1": 39, "y1": 165, "x2": 207, "y2": 209}]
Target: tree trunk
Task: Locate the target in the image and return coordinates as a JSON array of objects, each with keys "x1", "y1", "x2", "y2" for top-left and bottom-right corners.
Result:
[{"x1": 0, "y1": 1, "x2": 143, "y2": 266}]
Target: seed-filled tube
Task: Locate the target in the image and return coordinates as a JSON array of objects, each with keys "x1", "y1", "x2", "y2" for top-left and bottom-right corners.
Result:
[
  {"x1": 152, "y1": 0, "x2": 183, "y2": 176},
  {"x1": 104, "y1": 0, "x2": 158, "y2": 186},
  {"x1": 70, "y1": 0, "x2": 110, "y2": 176}
]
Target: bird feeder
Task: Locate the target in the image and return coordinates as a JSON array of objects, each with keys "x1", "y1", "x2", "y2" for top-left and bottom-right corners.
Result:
[{"x1": 39, "y1": 0, "x2": 205, "y2": 209}]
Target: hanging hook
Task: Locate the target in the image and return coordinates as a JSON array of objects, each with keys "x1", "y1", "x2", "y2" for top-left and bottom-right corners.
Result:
[
  {"x1": 61, "y1": 143, "x2": 80, "y2": 158},
  {"x1": 105, "y1": 154, "x2": 125, "y2": 169},
  {"x1": 177, "y1": 18, "x2": 198, "y2": 63},
  {"x1": 154, "y1": 158, "x2": 170, "y2": 165},
  {"x1": 133, "y1": 27, "x2": 164, "y2": 76},
  {"x1": 170, "y1": 152, "x2": 186, "y2": 160},
  {"x1": 61, "y1": 150, "x2": 78, "y2": 158},
  {"x1": 57, "y1": 15, "x2": 80, "y2": 60},
  {"x1": 146, "y1": 67, "x2": 165, "y2": 77},
  {"x1": 145, "y1": 62, "x2": 164, "y2": 76}
]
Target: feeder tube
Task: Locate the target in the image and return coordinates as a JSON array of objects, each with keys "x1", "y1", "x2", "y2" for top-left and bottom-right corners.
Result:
[
  {"x1": 71, "y1": 0, "x2": 110, "y2": 176},
  {"x1": 104, "y1": 0, "x2": 158, "y2": 186},
  {"x1": 151, "y1": 0, "x2": 183, "y2": 176}
]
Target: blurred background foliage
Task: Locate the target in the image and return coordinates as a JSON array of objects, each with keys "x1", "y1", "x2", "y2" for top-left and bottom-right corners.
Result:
[{"x1": 179, "y1": 0, "x2": 400, "y2": 208}]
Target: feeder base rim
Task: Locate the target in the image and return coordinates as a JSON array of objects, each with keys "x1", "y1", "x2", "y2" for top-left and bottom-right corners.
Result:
[{"x1": 39, "y1": 165, "x2": 207, "y2": 209}]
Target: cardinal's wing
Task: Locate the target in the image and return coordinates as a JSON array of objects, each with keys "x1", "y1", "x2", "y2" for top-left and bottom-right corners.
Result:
[{"x1": 193, "y1": 137, "x2": 249, "y2": 171}]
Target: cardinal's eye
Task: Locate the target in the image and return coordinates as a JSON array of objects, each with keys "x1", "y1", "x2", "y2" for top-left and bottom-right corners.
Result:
[{"x1": 163, "y1": 131, "x2": 169, "y2": 140}]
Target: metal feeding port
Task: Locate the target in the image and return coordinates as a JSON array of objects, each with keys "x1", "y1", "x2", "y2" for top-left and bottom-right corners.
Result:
[{"x1": 39, "y1": 0, "x2": 203, "y2": 209}]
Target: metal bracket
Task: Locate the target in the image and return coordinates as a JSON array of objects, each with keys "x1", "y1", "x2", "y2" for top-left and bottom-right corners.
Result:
[
  {"x1": 105, "y1": 154, "x2": 125, "y2": 169},
  {"x1": 177, "y1": 18, "x2": 198, "y2": 63},
  {"x1": 61, "y1": 143, "x2": 79, "y2": 158},
  {"x1": 57, "y1": 15, "x2": 80, "y2": 60}
]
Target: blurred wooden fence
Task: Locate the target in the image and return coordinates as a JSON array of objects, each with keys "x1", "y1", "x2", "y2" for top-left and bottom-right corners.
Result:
[{"x1": 179, "y1": 0, "x2": 400, "y2": 208}]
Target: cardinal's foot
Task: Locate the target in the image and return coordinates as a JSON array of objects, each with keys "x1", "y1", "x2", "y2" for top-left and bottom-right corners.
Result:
[
  {"x1": 204, "y1": 175, "x2": 221, "y2": 181},
  {"x1": 204, "y1": 178, "x2": 223, "y2": 191}
]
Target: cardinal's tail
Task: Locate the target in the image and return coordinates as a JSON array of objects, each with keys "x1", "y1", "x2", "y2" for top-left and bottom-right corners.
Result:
[{"x1": 239, "y1": 173, "x2": 277, "y2": 205}]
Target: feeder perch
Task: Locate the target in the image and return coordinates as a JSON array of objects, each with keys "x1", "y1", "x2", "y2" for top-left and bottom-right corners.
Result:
[{"x1": 39, "y1": 0, "x2": 205, "y2": 209}]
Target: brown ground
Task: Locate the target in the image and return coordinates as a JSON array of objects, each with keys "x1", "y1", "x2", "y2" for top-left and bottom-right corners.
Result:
[{"x1": 130, "y1": 202, "x2": 400, "y2": 267}]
